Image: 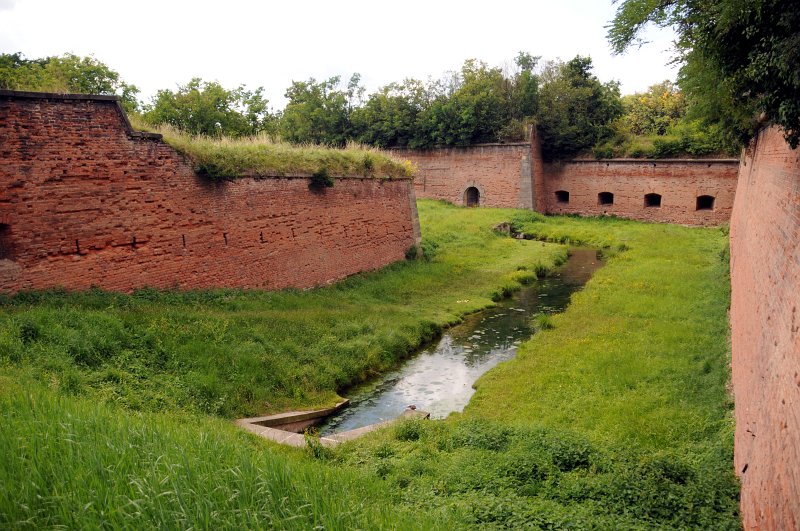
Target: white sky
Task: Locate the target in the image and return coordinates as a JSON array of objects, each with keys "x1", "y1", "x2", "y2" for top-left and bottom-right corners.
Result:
[{"x1": 0, "y1": 0, "x2": 676, "y2": 109}]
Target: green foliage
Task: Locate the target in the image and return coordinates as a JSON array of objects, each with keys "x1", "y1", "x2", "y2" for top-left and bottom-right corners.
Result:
[
  {"x1": 335, "y1": 421, "x2": 738, "y2": 529},
  {"x1": 0, "y1": 52, "x2": 139, "y2": 112},
  {"x1": 620, "y1": 80, "x2": 686, "y2": 136},
  {"x1": 309, "y1": 168, "x2": 334, "y2": 189},
  {"x1": 425, "y1": 60, "x2": 514, "y2": 146},
  {"x1": 531, "y1": 312, "x2": 554, "y2": 331},
  {"x1": 351, "y1": 80, "x2": 430, "y2": 148},
  {"x1": 133, "y1": 120, "x2": 414, "y2": 181},
  {"x1": 594, "y1": 117, "x2": 736, "y2": 158},
  {"x1": 0, "y1": 385, "x2": 445, "y2": 529},
  {"x1": 394, "y1": 417, "x2": 425, "y2": 442},
  {"x1": 333, "y1": 211, "x2": 738, "y2": 528},
  {"x1": 280, "y1": 75, "x2": 363, "y2": 146},
  {"x1": 0, "y1": 203, "x2": 738, "y2": 528},
  {"x1": 352, "y1": 54, "x2": 540, "y2": 149},
  {"x1": 142, "y1": 78, "x2": 275, "y2": 137},
  {"x1": 537, "y1": 56, "x2": 623, "y2": 160},
  {"x1": 608, "y1": 0, "x2": 800, "y2": 147}
]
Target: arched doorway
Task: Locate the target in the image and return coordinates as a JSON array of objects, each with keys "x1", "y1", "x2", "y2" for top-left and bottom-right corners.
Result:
[{"x1": 464, "y1": 186, "x2": 480, "y2": 207}]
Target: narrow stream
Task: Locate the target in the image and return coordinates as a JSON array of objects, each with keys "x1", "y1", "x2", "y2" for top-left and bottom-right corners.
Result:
[{"x1": 318, "y1": 248, "x2": 603, "y2": 435}]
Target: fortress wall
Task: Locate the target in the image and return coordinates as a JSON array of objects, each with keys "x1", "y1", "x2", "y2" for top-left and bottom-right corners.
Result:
[
  {"x1": 0, "y1": 91, "x2": 420, "y2": 293},
  {"x1": 397, "y1": 143, "x2": 533, "y2": 209},
  {"x1": 397, "y1": 138, "x2": 738, "y2": 226},
  {"x1": 542, "y1": 158, "x2": 739, "y2": 226},
  {"x1": 730, "y1": 125, "x2": 800, "y2": 528}
]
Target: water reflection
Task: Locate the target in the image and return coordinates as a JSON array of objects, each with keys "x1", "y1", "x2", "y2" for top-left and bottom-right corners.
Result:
[{"x1": 318, "y1": 248, "x2": 603, "y2": 434}]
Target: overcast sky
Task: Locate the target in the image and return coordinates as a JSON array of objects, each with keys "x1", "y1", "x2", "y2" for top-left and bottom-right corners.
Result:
[{"x1": 0, "y1": 0, "x2": 677, "y2": 109}]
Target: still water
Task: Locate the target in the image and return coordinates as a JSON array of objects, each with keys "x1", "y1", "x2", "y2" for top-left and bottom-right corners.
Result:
[{"x1": 318, "y1": 248, "x2": 603, "y2": 435}]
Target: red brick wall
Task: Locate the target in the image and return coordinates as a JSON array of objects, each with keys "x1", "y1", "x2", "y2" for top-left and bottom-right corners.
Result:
[
  {"x1": 542, "y1": 159, "x2": 739, "y2": 226},
  {"x1": 0, "y1": 92, "x2": 420, "y2": 293},
  {"x1": 396, "y1": 136, "x2": 738, "y2": 226},
  {"x1": 730, "y1": 125, "x2": 800, "y2": 528},
  {"x1": 397, "y1": 143, "x2": 533, "y2": 209}
]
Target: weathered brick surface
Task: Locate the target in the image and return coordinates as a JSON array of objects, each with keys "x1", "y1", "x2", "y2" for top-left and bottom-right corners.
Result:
[
  {"x1": 397, "y1": 135, "x2": 738, "y2": 226},
  {"x1": 0, "y1": 93, "x2": 420, "y2": 293},
  {"x1": 542, "y1": 159, "x2": 739, "y2": 226},
  {"x1": 398, "y1": 143, "x2": 533, "y2": 209},
  {"x1": 730, "y1": 125, "x2": 800, "y2": 529}
]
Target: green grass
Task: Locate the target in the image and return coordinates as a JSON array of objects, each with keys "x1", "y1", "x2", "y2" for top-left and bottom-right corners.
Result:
[
  {"x1": 0, "y1": 201, "x2": 566, "y2": 418},
  {"x1": 471, "y1": 215, "x2": 733, "y2": 449},
  {"x1": 131, "y1": 119, "x2": 415, "y2": 180},
  {"x1": 0, "y1": 202, "x2": 739, "y2": 528},
  {"x1": 0, "y1": 378, "x2": 448, "y2": 530},
  {"x1": 329, "y1": 211, "x2": 739, "y2": 528}
]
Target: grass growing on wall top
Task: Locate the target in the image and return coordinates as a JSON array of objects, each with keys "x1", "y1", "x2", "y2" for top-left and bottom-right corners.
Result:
[{"x1": 131, "y1": 118, "x2": 416, "y2": 181}]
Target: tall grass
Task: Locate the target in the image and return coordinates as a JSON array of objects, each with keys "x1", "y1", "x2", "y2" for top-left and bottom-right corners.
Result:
[
  {"x1": 0, "y1": 380, "x2": 446, "y2": 529},
  {"x1": 331, "y1": 209, "x2": 739, "y2": 528},
  {"x1": 0, "y1": 202, "x2": 739, "y2": 528},
  {"x1": 0, "y1": 201, "x2": 566, "y2": 417},
  {"x1": 469, "y1": 216, "x2": 733, "y2": 450},
  {"x1": 131, "y1": 118, "x2": 415, "y2": 180}
]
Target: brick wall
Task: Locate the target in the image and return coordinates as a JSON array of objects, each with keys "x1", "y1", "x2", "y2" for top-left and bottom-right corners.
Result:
[
  {"x1": 397, "y1": 143, "x2": 533, "y2": 209},
  {"x1": 0, "y1": 92, "x2": 421, "y2": 293},
  {"x1": 396, "y1": 135, "x2": 739, "y2": 226},
  {"x1": 730, "y1": 125, "x2": 800, "y2": 528},
  {"x1": 542, "y1": 159, "x2": 739, "y2": 226}
]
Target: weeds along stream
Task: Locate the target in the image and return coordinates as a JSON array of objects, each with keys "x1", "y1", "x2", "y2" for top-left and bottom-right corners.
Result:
[{"x1": 318, "y1": 248, "x2": 603, "y2": 434}]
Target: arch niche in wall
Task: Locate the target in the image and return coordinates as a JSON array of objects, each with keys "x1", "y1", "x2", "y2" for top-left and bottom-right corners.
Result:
[
  {"x1": 461, "y1": 182, "x2": 484, "y2": 207},
  {"x1": 464, "y1": 187, "x2": 480, "y2": 207},
  {"x1": 696, "y1": 195, "x2": 715, "y2": 211},
  {"x1": 644, "y1": 193, "x2": 662, "y2": 208}
]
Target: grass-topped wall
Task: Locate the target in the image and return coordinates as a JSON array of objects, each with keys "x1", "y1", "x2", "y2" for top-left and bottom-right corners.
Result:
[
  {"x1": 0, "y1": 90, "x2": 421, "y2": 293},
  {"x1": 133, "y1": 120, "x2": 416, "y2": 182}
]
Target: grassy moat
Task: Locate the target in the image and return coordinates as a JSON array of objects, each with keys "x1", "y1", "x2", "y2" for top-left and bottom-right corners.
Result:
[{"x1": 0, "y1": 201, "x2": 738, "y2": 529}]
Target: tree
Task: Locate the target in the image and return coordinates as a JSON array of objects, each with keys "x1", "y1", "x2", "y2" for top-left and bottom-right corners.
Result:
[
  {"x1": 426, "y1": 59, "x2": 510, "y2": 146},
  {"x1": 620, "y1": 81, "x2": 686, "y2": 136},
  {"x1": 508, "y1": 51, "x2": 540, "y2": 122},
  {"x1": 280, "y1": 75, "x2": 362, "y2": 146},
  {"x1": 608, "y1": 0, "x2": 800, "y2": 147},
  {"x1": 143, "y1": 78, "x2": 274, "y2": 137},
  {"x1": 351, "y1": 79, "x2": 431, "y2": 148},
  {"x1": 0, "y1": 52, "x2": 140, "y2": 112},
  {"x1": 537, "y1": 56, "x2": 623, "y2": 160}
]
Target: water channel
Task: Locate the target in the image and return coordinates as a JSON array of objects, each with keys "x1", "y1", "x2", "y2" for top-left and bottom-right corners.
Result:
[{"x1": 318, "y1": 248, "x2": 603, "y2": 435}]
